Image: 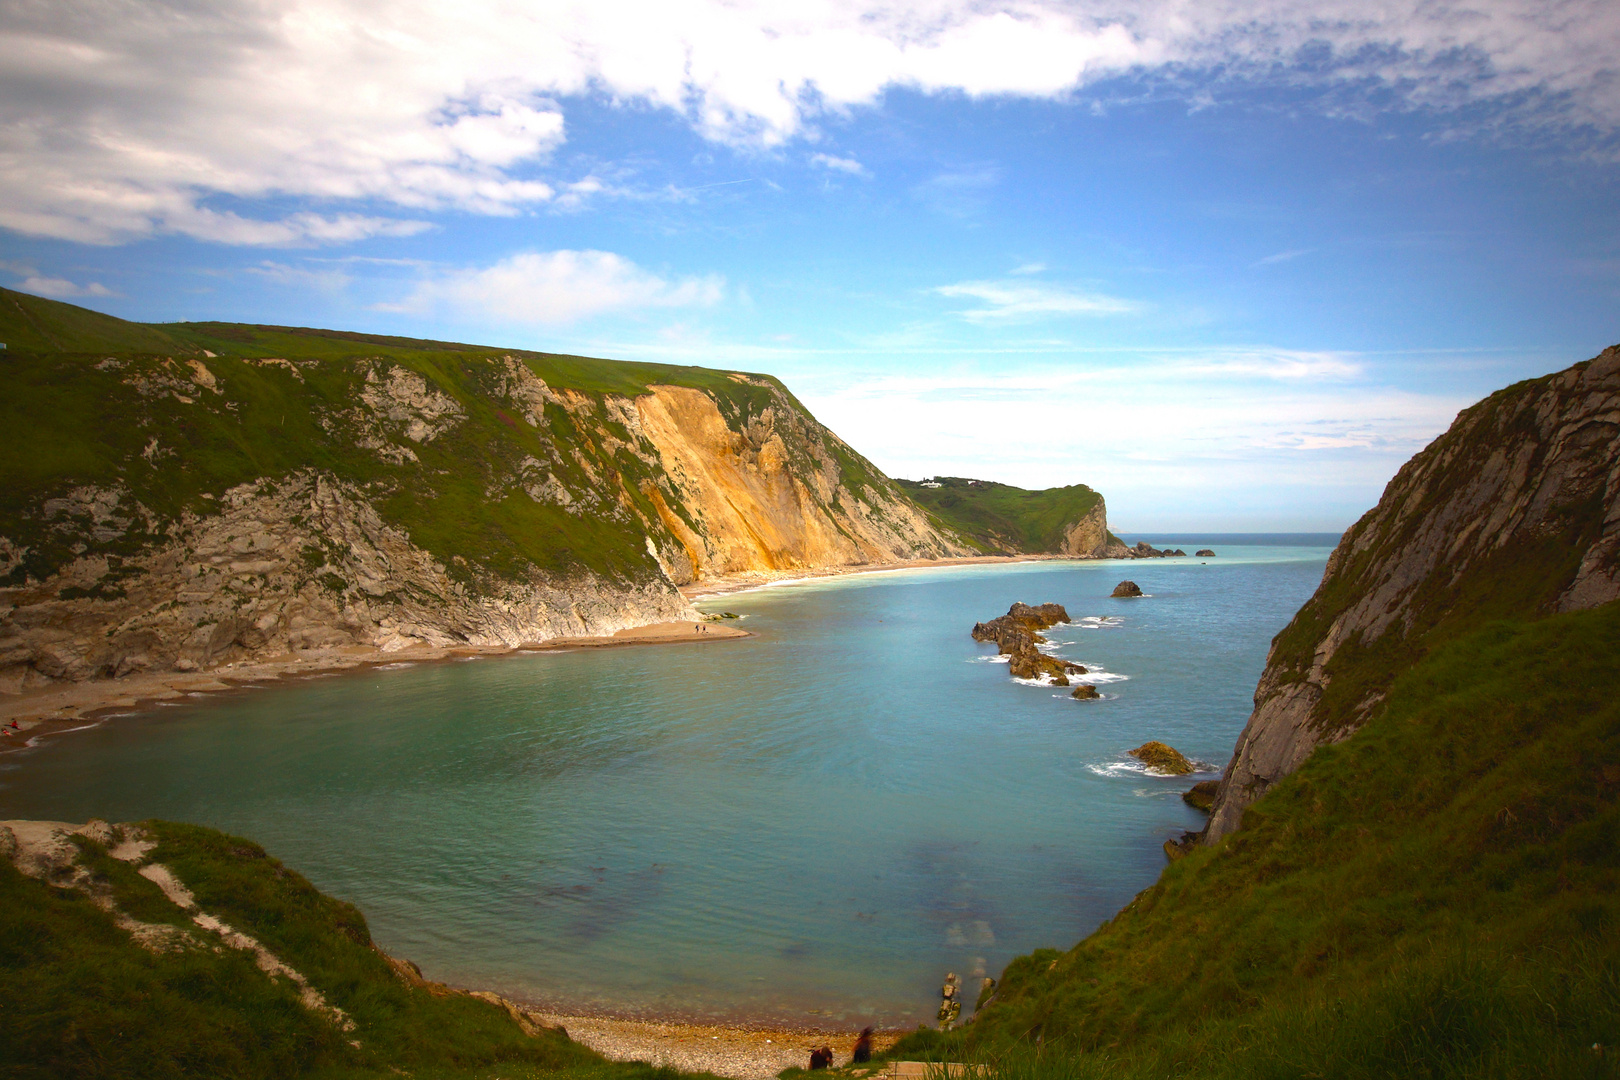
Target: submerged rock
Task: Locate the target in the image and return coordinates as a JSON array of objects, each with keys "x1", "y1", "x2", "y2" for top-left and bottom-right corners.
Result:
[
  {"x1": 1129, "y1": 740, "x2": 1194, "y2": 775},
  {"x1": 1111, "y1": 581, "x2": 1143, "y2": 598},
  {"x1": 1181, "y1": 779, "x2": 1220, "y2": 811},
  {"x1": 1071, "y1": 684, "x2": 1100, "y2": 700}
]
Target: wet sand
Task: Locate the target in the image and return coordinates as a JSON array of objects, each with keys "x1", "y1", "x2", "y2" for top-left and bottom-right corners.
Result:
[{"x1": 0, "y1": 620, "x2": 748, "y2": 756}]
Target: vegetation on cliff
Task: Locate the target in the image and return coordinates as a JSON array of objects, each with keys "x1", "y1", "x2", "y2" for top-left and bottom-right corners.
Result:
[
  {"x1": 0, "y1": 818, "x2": 693, "y2": 1080},
  {"x1": 890, "y1": 600, "x2": 1620, "y2": 1077},
  {"x1": 0, "y1": 288, "x2": 966, "y2": 685},
  {"x1": 895, "y1": 478, "x2": 1122, "y2": 556}
]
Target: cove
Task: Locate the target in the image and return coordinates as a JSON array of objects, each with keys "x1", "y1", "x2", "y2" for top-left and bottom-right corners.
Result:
[{"x1": 0, "y1": 539, "x2": 1332, "y2": 1027}]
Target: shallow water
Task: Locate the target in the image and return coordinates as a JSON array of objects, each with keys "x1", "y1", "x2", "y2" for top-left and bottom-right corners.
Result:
[{"x1": 0, "y1": 538, "x2": 1333, "y2": 1027}]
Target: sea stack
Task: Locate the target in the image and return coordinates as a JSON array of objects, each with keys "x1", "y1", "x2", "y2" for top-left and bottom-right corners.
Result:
[{"x1": 1111, "y1": 581, "x2": 1143, "y2": 597}]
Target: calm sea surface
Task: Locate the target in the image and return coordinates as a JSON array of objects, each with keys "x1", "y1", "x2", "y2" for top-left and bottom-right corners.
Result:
[{"x1": 0, "y1": 537, "x2": 1334, "y2": 1026}]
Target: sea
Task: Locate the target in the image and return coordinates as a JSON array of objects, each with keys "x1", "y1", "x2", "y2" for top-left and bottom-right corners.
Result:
[{"x1": 0, "y1": 534, "x2": 1337, "y2": 1027}]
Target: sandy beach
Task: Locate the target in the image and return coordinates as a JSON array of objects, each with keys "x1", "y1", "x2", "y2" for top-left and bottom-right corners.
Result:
[
  {"x1": 521, "y1": 1010, "x2": 905, "y2": 1080},
  {"x1": 681, "y1": 553, "x2": 1069, "y2": 600},
  {"x1": 0, "y1": 619, "x2": 748, "y2": 756}
]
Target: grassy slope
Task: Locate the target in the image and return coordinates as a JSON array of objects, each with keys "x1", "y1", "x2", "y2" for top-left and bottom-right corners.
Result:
[
  {"x1": 0, "y1": 289, "x2": 899, "y2": 590},
  {"x1": 0, "y1": 819, "x2": 697, "y2": 1080},
  {"x1": 893, "y1": 478, "x2": 1108, "y2": 554},
  {"x1": 884, "y1": 600, "x2": 1620, "y2": 1078}
]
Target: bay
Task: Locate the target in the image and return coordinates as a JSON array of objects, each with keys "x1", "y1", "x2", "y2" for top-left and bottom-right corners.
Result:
[{"x1": 0, "y1": 537, "x2": 1334, "y2": 1026}]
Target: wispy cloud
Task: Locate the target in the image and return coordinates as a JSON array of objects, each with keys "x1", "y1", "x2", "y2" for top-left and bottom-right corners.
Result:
[
  {"x1": 934, "y1": 279, "x2": 1137, "y2": 321},
  {"x1": 913, "y1": 166, "x2": 1001, "y2": 217},
  {"x1": 1254, "y1": 248, "x2": 1315, "y2": 266},
  {"x1": 810, "y1": 153, "x2": 868, "y2": 176},
  {"x1": 242, "y1": 261, "x2": 353, "y2": 291},
  {"x1": 392, "y1": 249, "x2": 723, "y2": 325},
  {"x1": 1010, "y1": 262, "x2": 1047, "y2": 275}
]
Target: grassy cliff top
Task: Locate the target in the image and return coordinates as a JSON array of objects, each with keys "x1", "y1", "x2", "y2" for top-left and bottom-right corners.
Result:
[
  {"x1": 883, "y1": 599, "x2": 1620, "y2": 1078},
  {"x1": 0, "y1": 286, "x2": 787, "y2": 400},
  {"x1": 894, "y1": 477, "x2": 1105, "y2": 554}
]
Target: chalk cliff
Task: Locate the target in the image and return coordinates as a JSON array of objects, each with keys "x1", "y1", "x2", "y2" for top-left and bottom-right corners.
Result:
[
  {"x1": 0, "y1": 290, "x2": 970, "y2": 691},
  {"x1": 1205, "y1": 344, "x2": 1620, "y2": 842}
]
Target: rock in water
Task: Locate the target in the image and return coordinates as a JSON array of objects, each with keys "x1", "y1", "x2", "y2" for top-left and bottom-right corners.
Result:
[
  {"x1": 1071, "y1": 684, "x2": 1100, "y2": 700},
  {"x1": 1195, "y1": 549, "x2": 1216, "y2": 557},
  {"x1": 1129, "y1": 741, "x2": 1194, "y2": 774},
  {"x1": 972, "y1": 602, "x2": 1082, "y2": 684},
  {"x1": 1111, "y1": 581, "x2": 1143, "y2": 597},
  {"x1": 1181, "y1": 779, "x2": 1220, "y2": 811}
]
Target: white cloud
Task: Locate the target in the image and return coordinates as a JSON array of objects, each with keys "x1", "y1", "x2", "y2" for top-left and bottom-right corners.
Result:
[
  {"x1": 18, "y1": 275, "x2": 115, "y2": 299},
  {"x1": 397, "y1": 249, "x2": 724, "y2": 325},
  {"x1": 1010, "y1": 262, "x2": 1047, "y2": 275},
  {"x1": 810, "y1": 152, "x2": 868, "y2": 175},
  {"x1": 934, "y1": 279, "x2": 1138, "y2": 321},
  {"x1": 2, "y1": 0, "x2": 1616, "y2": 245}
]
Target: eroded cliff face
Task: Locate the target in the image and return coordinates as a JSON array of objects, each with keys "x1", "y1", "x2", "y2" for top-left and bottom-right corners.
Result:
[
  {"x1": 1204, "y1": 346, "x2": 1620, "y2": 843},
  {"x1": 0, "y1": 342, "x2": 968, "y2": 691},
  {"x1": 634, "y1": 382, "x2": 969, "y2": 578},
  {"x1": 1058, "y1": 500, "x2": 1132, "y2": 559}
]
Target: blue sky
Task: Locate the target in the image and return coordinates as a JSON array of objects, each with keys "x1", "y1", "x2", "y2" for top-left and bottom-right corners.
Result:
[{"x1": 3, "y1": 0, "x2": 1617, "y2": 530}]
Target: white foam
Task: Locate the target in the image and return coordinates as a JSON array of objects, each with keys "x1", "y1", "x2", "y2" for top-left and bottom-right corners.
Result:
[
  {"x1": 1074, "y1": 670, "x2": 1130, "y2": 684},
  {"x1": 1074, "y1": 615, "x2": 1124, "y2": 629},
  {"x1": 375, "y1": 662, "x2": 416, "y2": 671},
  {"x1": 1087, "y1": 760, "x2": 1153, "y2": 778}
]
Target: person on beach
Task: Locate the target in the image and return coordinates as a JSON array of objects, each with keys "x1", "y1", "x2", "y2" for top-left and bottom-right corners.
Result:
[{"x1": 852, "y1": 1027, "x2": 873, "y2": 1063}]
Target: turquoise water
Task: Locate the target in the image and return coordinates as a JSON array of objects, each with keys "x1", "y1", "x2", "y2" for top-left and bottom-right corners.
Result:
[{"x1": 0, "y1": 540, "x2": 1333, "y2": 1026}]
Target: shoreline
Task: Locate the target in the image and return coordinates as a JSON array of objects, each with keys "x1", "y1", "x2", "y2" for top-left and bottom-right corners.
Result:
[
  {"x1": 0, "y1": 620, "x2": 749, "y2": 756},
  {"x1": 516, "y1": 1008, "x2": 905, "y2": 1080},
  {"x1": 0, "y1": 550, "x2": 1126, "y2": 755},
  {"x1": 681, "y1": 552, "x2": 1081, "y2": 600}
]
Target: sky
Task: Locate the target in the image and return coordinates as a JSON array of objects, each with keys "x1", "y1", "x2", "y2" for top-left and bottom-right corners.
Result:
[{"x1": 3, "y1": 0, "x2": 1618, "y2": 531}]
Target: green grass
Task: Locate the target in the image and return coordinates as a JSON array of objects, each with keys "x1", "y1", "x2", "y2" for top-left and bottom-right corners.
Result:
[
  {"x1": 894, "y1": 478, "x2": 1107, "y2": 554},
  {"x1": 0, "y1": 287, "x2": 910, "y2": 591},
  {"x1": 1, "y1": 818, "x2": 712, "y2": 1080},
  {"x1": 875, "y1": 600, "x2": 1620, "y2": 1078}
]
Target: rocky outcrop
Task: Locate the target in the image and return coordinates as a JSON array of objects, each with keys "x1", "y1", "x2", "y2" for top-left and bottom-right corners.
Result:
[
  {"x1": 972, "y1": 602, "x2": 1086, "y2": 684},
  {"x1": 1195, "y1": 549, "x2": 1216, "y2": 557},
  {"x1": 0, "y1": 329, "x2": 972, "y2": 692},
  {"x1": 1070, "y1": 684, "x2": 1100, "y2": 700},
  {"x1": 1128, "y1": 741, "x2": 1194, "y2": 775},
  {"x1": 1205, "y1": 345, "x2": 1620, "y2": 843},
  {"x1": 1111, "y1": 581, "x2": 1143, "y2": 598},
  {"x1": 0, "y1": 473, "x2": 692, "y2": 691},
  {"x1": 1181, "y1": 779, "x2": 1220, "y2": 811},
  {"x1": 1059, "y1": 500, "x2": 1133, "y2": 559},
  {"x1": 1127, "y1": 542, "x2": 1185, "y2": 558}
]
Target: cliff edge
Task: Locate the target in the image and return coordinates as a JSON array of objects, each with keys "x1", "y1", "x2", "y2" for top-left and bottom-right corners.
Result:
[
  {"x1": 0, "y1": 290, "x2": 969, "y2": 691},
  {"x1": 1205, "y1": 343, "x2": 1620, "y2": 842}
]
